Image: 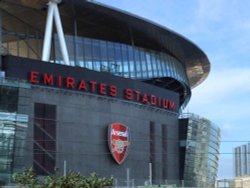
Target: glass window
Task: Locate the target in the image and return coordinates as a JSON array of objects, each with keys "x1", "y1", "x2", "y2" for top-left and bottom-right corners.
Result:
[
  {"x1": 100, "y1": 40, "x2": 108, "y2": 72},
  {"x1": 76, "y1": 37, "x2": 84, "y2": 67},
  {"x1": 128, "y1": 46, "x2": 135, "y2": 78},
  {"x1": 140, "y1": 50, "x2": 148, "y2": 78},
  {"x1": 0, "y1": 112, "x2": 28, "y2": 182},
  {"x1": 0, "y1": 86, "x2": 18, "y2": 112},
  {"x1": 161, "y1": 54, "x2": 168, "y2": 77},
  {"x1": 121, "y1": 44, "x2": 129, "y2": 78},
  {"x1": 113, "y1": 43, "x2": 123, "y2": 76},
  {"x1": 52, "y1": 34, "x2": 191, "y2": 88},
  {"x1": 107, "y1": 42, "x2": 115, "y2": 73},
  {"x1": 92, "y1": 39, "x2": 101, "y2": 71},
  {"x1": 134, "y1": 48, "x2": 142, "y2": 79},
  {"x1": 83, "y1": 38, "x2": 93, "y2": 69},
  {"x1": 172, "y1": 59, "x2": 178, "y2": 79},
  {"x1": 156, "y1": 53, "x2": 163, "y2": 77},
  {"x1": 151, "y1": 52, "x2": 158, "y2": 78},
  {"x1": 145, "y1": 52, "x2": 153, "y2": 78}
]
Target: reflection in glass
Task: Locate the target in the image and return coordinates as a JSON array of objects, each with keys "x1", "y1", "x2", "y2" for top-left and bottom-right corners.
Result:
[
  {"x1": 0, "y1": 112, "x2": 28, "y2": 184},
  {"x1": 54, "y1": 34, "x2": 189, "y2": 86},
  {"x1": 180, "y1": 113, "x2": 220, "y2": 188}
]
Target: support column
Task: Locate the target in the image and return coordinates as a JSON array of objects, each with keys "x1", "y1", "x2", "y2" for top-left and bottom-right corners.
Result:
[
  {"x1": 53, "y1": 4, "x2": 70, "y2": 65},
  {"x1": 42, "y1": 2, "x2": 54, "y2": 62},
  {"x1": 42, "y1": 0, "x2": 70, "y2": 65}
]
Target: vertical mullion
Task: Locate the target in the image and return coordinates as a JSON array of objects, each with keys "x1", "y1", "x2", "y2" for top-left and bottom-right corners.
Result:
[{"x1": 126, "y1": 45, "x2": 131, "y2": 78}]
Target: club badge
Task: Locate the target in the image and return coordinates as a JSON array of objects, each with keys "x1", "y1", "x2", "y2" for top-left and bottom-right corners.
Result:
[{"x1": 108, "y1": 123, "x2": 130, "y2": 164}]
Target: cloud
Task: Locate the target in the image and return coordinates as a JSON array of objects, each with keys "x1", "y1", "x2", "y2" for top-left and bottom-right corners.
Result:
[
  {"x1": 190, "y1": 67, "x2": 250, "y2": 103},
  {"x1": 187, "y1": 66, "x2": 250, "y2": 124}
]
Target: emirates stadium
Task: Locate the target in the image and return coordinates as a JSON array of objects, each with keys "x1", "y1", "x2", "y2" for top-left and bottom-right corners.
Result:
[{"x1": 0, "y1": 0, "x2": 220, "y2": 187}]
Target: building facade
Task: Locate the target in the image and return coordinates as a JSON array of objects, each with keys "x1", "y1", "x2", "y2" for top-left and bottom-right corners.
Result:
[
  {"x1": 234, "y1": 143, "x2": 250, "y2": 177},
  {"x1": 0, "y1": 0, "x2": 218, "y2": 186},
  {"x1": 179, "y1": 113, "x2": 220, "y2": 188},
  {"x1": 216, "y1": 177, "x2": 250, "y2": 188}
]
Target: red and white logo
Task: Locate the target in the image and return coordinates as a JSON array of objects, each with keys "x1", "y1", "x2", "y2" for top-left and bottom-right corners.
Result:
[{"x1": 108, "y1": 123, "x2": 130, "y2": 164}]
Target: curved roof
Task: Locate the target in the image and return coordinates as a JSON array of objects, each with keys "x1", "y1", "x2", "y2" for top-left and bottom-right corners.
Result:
[{"x1": 0, "y1": 0, "x2": 210, "y2": 88}]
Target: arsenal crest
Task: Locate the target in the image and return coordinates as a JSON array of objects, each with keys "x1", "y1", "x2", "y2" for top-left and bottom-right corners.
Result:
[{"x1": 108, "y1": 123, "x2": 130, "y2": 164}]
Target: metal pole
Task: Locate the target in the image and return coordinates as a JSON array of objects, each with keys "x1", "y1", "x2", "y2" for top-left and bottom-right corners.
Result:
[
  {"x1": 181, "y1": 179, "x2": 184, "y2": 187},
  {"x1": 42, "y1": 1, "x2": 54, "y2": 62},
  {"x1": 114, "y1": 178, "x2": 118, "y2": 188},
  {"x1": 131, "y1": 179, "x2": 135, "y2": 188},
  {"x1": 63, "y1": 160, "x2": 67, "y2": 176},
  {"x1": 165, "y1": 179, "x2": 168, "y2": 185},
  {"x1": 126, "y1": 168, "x2": 130, "y2": 188},
  {"x1": 149, "y1": 162, "x2": 152, "y2": 186}
]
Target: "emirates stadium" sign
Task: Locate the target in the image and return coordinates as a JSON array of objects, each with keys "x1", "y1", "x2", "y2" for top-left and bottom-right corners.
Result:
[{"x1": 29, "y1": 71, "x2": 176, "y2": 111}]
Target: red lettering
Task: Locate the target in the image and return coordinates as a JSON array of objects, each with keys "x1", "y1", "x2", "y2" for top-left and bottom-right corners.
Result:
[
  {"x1": 43, "y1": 73, "x2": 54, "y2": 85},
  {"x1": 58, "y1": 75, "x2": 62, "y2": 87},
  {"x1": 89, "y1": 81, "x2": 97, "y2": 93},
  {"x1": 134, "y1": 90, "x2": 140, "y2": 101},
  {"x1": 99, "y1": 83, "x2": 107, "y2": 95},
  {"x1": 150, "y1": 95, "x2": 156, "y2": 105},
  {"x1": 78, "y1": 80, "x2": 87, "y2": 91},
  {"x1": 142, "y1": 93, "x2": 148, "y2": 104},
  {"x1": 169, "y1": 101, "x2": 175, "y2": 110},
  {"x1": 30, "y1": 71, "x2": 39, "y2": 84},
  {"x1": 66, "y1": 77, "x2": 75, "y2": 89},
  {"x1": 109, "y1": 85, "x2": 117, "y2": 97},
  {"x1": 162, "y1": 99, "x2": 168, "y2": 108},
  {"x1": 29, "y1": 71, "x2": 174, "y2": 111},
  {"x1": 124, "y1": 89, "x2": 133, "y2": 100}
]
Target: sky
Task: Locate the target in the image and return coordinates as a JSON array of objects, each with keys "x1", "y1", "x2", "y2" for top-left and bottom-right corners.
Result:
[{"x1": 96, "y1": 0, "x2": 250, "y2": 179}]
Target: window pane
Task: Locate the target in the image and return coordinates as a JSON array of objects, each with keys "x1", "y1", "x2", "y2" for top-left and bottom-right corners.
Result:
[
  {"x1": 128, "y1": 46, "x2": 135, "y2": 78},
  {"x1": 100, "y1": 40, "x2": 108, "y2": 72},
  {"x1": 114, "y1": 43, "x2": 123, "y2": 76},
  {"x1": 83, "y1": 38, "x2": 93, "y2": 69},
  {"x1": 134, "y1": 48, "x2": 142, "y2": 79},
  {"x1": 121, "y1": 44, "x2": 129, "y2": 78}
]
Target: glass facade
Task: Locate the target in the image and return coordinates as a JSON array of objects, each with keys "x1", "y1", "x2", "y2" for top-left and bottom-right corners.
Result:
[
  {"x1": 234, "y1": 143, "x2": 250, "y2": 177},
  {"x1": 179, "y1": 113, "x2": 220, "y2": 188},
  {"x1": 0, "y1": 112, "x2": 28, "y2": 184},
  {"x1": 0, "y1": 80, "x2": 30, "y2": 185},
  {"x1": 54, "y1": 34, "x2": 189, "y2": 85}
]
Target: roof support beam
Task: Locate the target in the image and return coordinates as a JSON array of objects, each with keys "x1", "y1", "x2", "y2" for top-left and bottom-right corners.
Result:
[{"x1": 42, "y1": 0, "x2": 70, "y2": 65}]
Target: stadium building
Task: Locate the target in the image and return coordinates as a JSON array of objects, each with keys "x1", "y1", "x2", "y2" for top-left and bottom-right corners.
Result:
[{"x1": 0, "y1": 0, "x2": 219, "y2": 186}]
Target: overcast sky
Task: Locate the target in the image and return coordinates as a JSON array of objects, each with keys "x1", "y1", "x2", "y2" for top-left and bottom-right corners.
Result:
[{"x1": 96, "y1": 0, "x2": 250, "y2": 179}]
